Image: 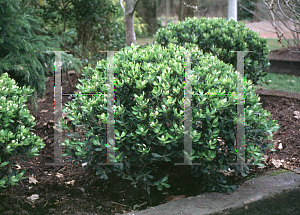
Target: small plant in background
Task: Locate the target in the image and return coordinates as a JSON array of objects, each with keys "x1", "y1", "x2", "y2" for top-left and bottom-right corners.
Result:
[
  {"x1": 33, "y1": 0, "x2": 127, "y2": 71},
  {"x1": 238, "y1": 0, "x2": 256, "y2": 21},
  {"x1": 57, "y1": 43, "x2": 279, "y2": 196},
  {"x1": 153, "y1": 17, "x2": 271, "y2": 86},
  {"x1": 0, "y1": 73, "x2": 45, "y2": 192}
]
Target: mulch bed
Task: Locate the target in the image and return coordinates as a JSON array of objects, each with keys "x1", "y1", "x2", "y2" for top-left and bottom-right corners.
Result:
[
  {"x1": 268, "y1": 47, "x2": 300, "y2": 61},
  {"x1": 0, "y1": 68, "x2": 299, "y2": 215}
]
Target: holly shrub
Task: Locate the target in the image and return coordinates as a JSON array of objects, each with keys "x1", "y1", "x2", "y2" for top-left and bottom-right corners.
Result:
[
  {"x1": 58, "y1": 43, "x2": 279, "y2": 195},
  {"x1": 0, "y1": 73, "x2": 45, "y2": 192},
  {"x1": 153, "y1": 17, "x2": 270, "y2": 86}
]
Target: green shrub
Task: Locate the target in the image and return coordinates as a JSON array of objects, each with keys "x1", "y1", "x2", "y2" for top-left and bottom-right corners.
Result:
[
  {"x1": 0, "y1": 73, "x2": 45, "y2": 192},
  {"x1": 238, "y1": 0, "x2": 256, "y2": 21},
  {"x1": 59, "y1": 43, "x2": 279, "y2": 195},
  {"x1": 153, "y1": 17, "x2": 270, "y2": 86}
]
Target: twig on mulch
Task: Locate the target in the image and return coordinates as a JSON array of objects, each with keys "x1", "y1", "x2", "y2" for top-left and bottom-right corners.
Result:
[{"x1": 255, "y1": 88, "x2": 300, "y2": 100}]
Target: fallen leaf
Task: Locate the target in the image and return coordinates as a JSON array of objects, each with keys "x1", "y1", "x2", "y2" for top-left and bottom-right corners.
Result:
[
  {"x1": 29, "y1": 176, "x2": 38, "y2": 184},
  {"x1": 293, "y1": 111, "x2": 300, "y2": 119},
  {"x1": 56, "y1": 173, "x2": 64, "y2": 178},
  {"x1": 271, "y1": 159, "x2": 284, "y2": 168},
  {"x1": 37, "y1": 98, "x2": 46, "y2": 103},
  {"x1": 165, "y1": 195, "x2": 185, "y2": 202},
  {"x1": 65, "y1": 180, "x2": 75, "y2": 186},
  {"x1": 27, "y1": 194, "x2": 39, "y2": 203}
]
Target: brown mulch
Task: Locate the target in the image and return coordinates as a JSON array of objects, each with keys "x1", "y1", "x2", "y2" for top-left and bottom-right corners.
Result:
[{"x1": 0, "y1": 48, "x2": 300, "y2": 214}]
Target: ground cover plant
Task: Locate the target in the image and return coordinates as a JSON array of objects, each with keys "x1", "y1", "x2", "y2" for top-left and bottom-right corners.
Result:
[
  {"x1": 57, "y1": 42, "x2": 280, "y2": 199},
  {"x1": 0, "y1": 73, "x2": 45, "y2": 192}
]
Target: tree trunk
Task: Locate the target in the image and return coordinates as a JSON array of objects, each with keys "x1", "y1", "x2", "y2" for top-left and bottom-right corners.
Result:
[
  {"x1": 121, "y1": 0, "x2": 140, "y2": 46},
  {"x1": 125, "y1": 13, "x2": 136, "y2": 46},
  {"x1": 166, "y1": 0, "x2": 170, "y2": 25},
  {"x1": 62, "y1": 0, "x2": 74, "y2": 88},
  {"x1": 136, "y1": 0, "x2": 158, "y2": 36},
  {"x1": 170, "y1": 0, "x2": 173, "y2": 9},
  {"x1": 179, "y1": 0, "x2": 183, "y2": 21}
]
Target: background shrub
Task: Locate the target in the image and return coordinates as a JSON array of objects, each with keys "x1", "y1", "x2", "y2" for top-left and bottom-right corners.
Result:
[
  {"x1": 238, "y1": 0, "x2": 256, "y2": 21},
  {"x1": 153, "y1": 17, "x2": 270, "y2": 86},
  {"x1": 58, "y1": 43, "x2": 279, "y2": 195},
  {"x1": 0, "y1": 73, "x2": 45, "y2": 192}
]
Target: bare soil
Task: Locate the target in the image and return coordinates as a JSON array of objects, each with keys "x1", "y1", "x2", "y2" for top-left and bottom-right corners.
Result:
[{"x1": 243, "y1": 20, "x2": 296, "y2": 39}]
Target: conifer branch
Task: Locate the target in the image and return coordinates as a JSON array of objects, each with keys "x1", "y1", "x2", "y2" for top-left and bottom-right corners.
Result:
[{"x1": 0, "y1": 0, "x2": 31, "y2": 40}]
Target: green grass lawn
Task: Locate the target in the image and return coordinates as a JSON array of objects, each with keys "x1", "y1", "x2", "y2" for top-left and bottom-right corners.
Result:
[
  {"x1": 256, "y1": 73, "x2": 300, "y2": 93},
  {"x1": 266, "y1": 38, "x2": 283, "y2": 50}
]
